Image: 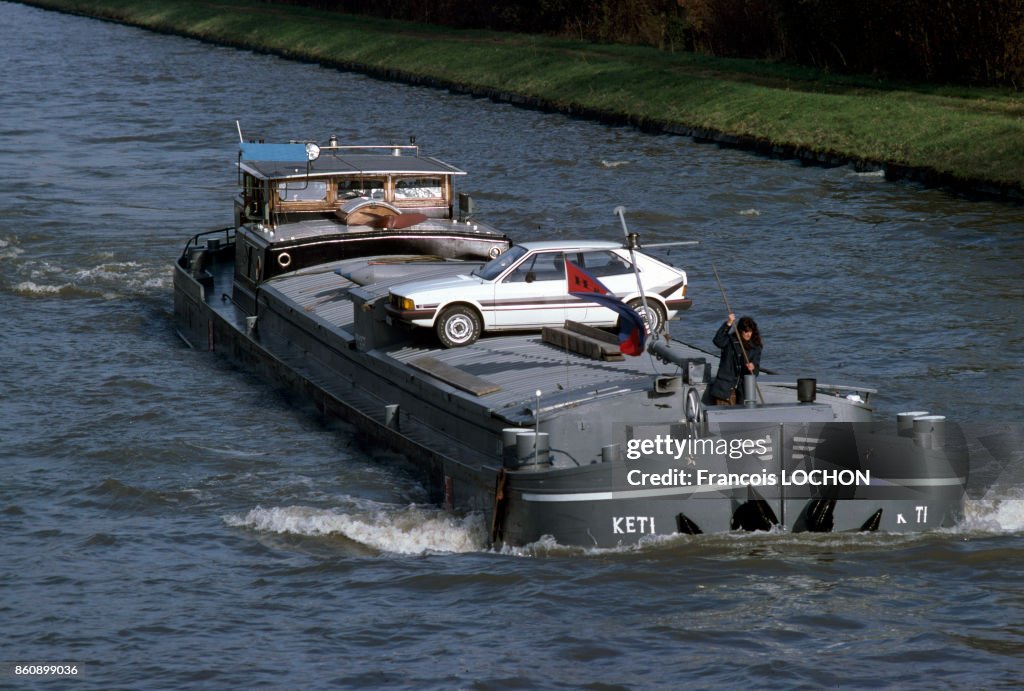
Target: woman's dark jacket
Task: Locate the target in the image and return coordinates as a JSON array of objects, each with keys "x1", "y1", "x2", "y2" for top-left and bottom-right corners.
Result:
[{"x1": 708, "y1": 321, "x2": 762, "y2": 401}]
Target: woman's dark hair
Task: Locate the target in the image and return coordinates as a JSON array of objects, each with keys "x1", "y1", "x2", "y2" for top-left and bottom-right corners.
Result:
[{"x1": 736, "y1": 316, "x2": 762, "y2": 348}]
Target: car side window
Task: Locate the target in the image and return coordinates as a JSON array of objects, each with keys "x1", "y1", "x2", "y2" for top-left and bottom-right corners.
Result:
[
  {"x1": 505, "y1": 252, "x2": 566, "y2": 283},
  {"x1": 581, "y1": 250, "x2": 634, "y2": 277}
]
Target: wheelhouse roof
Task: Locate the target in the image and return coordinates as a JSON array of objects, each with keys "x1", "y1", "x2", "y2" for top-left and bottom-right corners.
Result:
[
  {"x1": 239, "y1": 145, "x2": 467, "y2": 182},
  {"x1": 515, "y1": 240, "x2": 622, "y2": 251}
]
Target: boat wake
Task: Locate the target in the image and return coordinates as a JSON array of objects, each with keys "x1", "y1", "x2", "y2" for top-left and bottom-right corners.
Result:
[
  {"x1": 960, "y1": 488, "x2": 1024, "y2": 533},
  {"x1": 225, "y1": 501, "x2": 489, "y2": 555},
  {"x1": 225, "y1": 485, "x2": 1024, "y2": 558},
  {"x1": 0, "y1": 236, "x2": 24, "y2": 260},
  {"x1": 2, "y1": 242, "x2": 170, "y2": 298}
]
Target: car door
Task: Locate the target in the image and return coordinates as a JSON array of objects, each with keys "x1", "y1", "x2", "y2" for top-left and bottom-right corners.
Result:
[{"x1": 493, "y1": 250, "x2": 586, "y2": 328}]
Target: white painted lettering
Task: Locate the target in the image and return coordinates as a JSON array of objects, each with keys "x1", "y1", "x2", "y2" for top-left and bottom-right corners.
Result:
[{"x1": 611, "y1": 516, "x2": 657, "y2": 534}]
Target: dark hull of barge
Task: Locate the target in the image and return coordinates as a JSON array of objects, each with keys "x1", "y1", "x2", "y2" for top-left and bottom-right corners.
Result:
[{"x1": 174, "y1": 234, "x2": 967, "y2": 548}]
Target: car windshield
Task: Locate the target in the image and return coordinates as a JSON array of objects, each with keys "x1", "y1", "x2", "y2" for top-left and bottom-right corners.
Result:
[{"x1": 472, "y1": 245, "x2": 528, "y2": 280}]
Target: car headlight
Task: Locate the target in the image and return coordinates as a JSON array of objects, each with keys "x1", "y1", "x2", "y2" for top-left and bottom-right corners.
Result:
[{"x1": 392, "y1": 295, "x2": 415, "y2": 311}]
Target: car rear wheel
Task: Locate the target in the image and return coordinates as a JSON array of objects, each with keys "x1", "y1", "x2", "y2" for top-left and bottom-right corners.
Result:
[
  {"x1": 436, "y1": 305, "x2": 482, "y2": 348},
  {"x1": 627, "y1": 298, "x2": 666, "y2": 336}
]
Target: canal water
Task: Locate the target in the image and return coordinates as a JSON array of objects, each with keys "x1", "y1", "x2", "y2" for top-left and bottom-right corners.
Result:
[{"x1": 2, "y1": 2, "x2": 1023, "y2": 687}]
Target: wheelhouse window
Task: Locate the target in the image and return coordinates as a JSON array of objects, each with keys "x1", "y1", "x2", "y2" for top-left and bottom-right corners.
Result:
[
  {"x1": 338, "y1": 178, "x2": 385, "y2": 200},
  {"x1": 277, "y1": 180, "x2": 327, "y2": 203},
  {"x1": 241, "y1": 173, "x2": 266, "y2": 219},
  {"x1": 243, "y1": 173, "x2": 257, "y2": 203},
  {"x1": 394, "y1": 176, "x2": 443, "y2": 200}
]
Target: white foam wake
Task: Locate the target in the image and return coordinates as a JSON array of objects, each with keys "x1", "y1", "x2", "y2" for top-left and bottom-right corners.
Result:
[
  {"x1": 6, "y1": 252, "x2": 171, "y2": 298},
  {"x1": 960, "y1": 489, "x2": 1024, "y2": 533},
  {"x1": 226, "y1": 502, "x2": 489, "y2": 554},
  {"x1": 0, "y1": 237, "x2": 24, "y2": 260}
]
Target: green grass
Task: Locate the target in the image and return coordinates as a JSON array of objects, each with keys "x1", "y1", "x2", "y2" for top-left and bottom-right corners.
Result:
[{"x1": 24, "y1": 0, "x2": 1024, "y2": 193}]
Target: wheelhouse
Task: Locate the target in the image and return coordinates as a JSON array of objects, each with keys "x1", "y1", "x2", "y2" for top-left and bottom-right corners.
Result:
[
  {"x1": 235, "y1": 141, "x2": 467, "y2": 229},
  {"x1": 225, "y1": 137, "x2": 509, "y2": 314}
]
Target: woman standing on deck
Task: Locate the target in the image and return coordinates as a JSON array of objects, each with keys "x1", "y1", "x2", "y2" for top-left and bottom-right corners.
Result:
[{"x1": 708, "y1": 314, "x2": 762, "y2": 405}]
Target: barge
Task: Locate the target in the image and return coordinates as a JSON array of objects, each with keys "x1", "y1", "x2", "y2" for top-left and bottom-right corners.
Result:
[{"x1": 173, "y1": 133, "x2": 967, "y2": 547}]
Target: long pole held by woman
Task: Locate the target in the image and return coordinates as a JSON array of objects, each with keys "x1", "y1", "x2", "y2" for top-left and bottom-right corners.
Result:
[{"x1": 712, "y1": 264, "x2": 761, "y2": 405}]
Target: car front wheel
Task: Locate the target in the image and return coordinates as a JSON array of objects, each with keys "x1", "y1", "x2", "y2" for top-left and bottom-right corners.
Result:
[
  {"x1": 435, "y1": 305, "x2": 482, "y2": 348},
  {"x1": 627, "y1": 298, "x2": 666, "y2": 336}
]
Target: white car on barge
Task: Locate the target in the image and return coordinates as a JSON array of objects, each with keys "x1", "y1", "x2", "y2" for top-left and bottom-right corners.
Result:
[
  {"x1": 384, "y1": 239, "x2": 690, "y2": 347},
  {"x1": 173, "y1": 133, "x2": 968, "y2": 548}
]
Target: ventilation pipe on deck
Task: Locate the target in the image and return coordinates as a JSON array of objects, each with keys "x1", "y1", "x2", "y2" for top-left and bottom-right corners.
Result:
[
  {"x1": 516, "y1": 432, "x2": 551, "y2": 467},
  {"x1": 897, "y1": 411, "x2": 930, "y2": 436},
  {"x1": 913, "y1": 415, "x2": 946, "y2": 449},
  {"x1": 743, "y1": 374, "x2": 758, "y2": 407},
  {"x1": 797, "y1": 378, "x2": 816, "y2": 403},
  {"x1": 458, "y1": 193, "x2": 474, "y2": 222},
  {"x1": 501, "y1": 428, "x2": 531, "y2": 468}
]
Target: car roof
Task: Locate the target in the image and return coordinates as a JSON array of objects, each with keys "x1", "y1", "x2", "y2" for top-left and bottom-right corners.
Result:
[{"x1": 515, "y1": 240, "x2": 622, "y2": 252}]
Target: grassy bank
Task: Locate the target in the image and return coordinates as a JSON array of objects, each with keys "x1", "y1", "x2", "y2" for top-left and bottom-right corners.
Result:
[{"x1": 19, "y1": 0, "x2": 1024, "y2": 197}]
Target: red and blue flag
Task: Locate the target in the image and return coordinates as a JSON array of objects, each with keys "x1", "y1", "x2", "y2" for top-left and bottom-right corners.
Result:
[{"x1": 566, "y1": 261, "x2": 647, "y2": 356}]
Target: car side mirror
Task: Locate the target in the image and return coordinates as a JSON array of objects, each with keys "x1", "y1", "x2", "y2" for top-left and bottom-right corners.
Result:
[{"x1": 525, "y1": 271, "x2": 536, "y2": 283}]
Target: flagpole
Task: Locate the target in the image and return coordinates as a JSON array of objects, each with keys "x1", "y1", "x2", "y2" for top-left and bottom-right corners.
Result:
[{"x1": 614, "y1": 206, "x2": 656, "y2": 339}]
